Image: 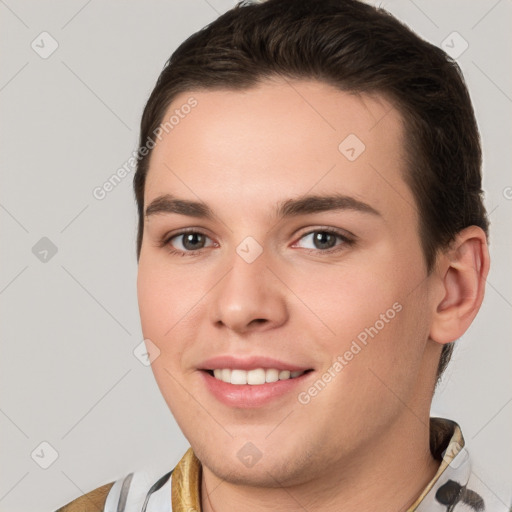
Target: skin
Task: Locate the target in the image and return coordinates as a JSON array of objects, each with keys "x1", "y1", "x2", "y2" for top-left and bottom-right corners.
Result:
[{"x1": 137, "y1": 78, "x2": 489, "y2": 511}]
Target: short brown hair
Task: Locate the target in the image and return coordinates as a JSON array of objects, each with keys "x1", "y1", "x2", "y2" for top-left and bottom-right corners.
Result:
[{"x1": 133, "y1": 0, "x2": 489, "y2": 381}]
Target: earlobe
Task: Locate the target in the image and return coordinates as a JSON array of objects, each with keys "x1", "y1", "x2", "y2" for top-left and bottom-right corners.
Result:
[{"x1": 429, "y1": 226, "x2": 490, "y2": 345}]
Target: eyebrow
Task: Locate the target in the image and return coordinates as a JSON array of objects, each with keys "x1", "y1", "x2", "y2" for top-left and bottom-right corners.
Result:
[{"x1": 144, "y1": 193, "x2": 381, "y2": 220}]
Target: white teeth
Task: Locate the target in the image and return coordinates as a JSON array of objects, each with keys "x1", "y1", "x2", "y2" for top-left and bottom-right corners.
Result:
[
  {"x1": 266, "y1": 368, "x2": 279, "y2": 383},
  {"x1": 210, "y1": 368, "x2": 307, "y2": 385},
  {"x1": 230, "y1": 369, "x2": 247, "y2": 385},
  {"x1": 247, "y1": 368, "x2": 266, "y2": 385}
]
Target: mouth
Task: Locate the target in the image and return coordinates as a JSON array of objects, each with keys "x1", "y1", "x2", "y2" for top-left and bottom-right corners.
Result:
[
  {"x1": 199, "y1": 367, "x2": 315, "y2": 408},
  {"x1": 203, "y1": 368, "x2": 314, "y2": 385}
]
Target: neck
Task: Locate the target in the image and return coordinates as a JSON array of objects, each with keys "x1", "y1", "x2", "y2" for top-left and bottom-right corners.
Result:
[{"x1": 200, "y1": 415, "x2": 440, "y2": 512}]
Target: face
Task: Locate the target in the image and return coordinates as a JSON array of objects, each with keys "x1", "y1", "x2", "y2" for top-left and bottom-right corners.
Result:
[{"x1": 137, "y1": 79, "x2": 441, "y2": 487}]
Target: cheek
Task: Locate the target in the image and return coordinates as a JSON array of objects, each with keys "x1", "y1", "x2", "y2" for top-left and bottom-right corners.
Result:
[
  {"x1": 136, "y1": 257, "x2": 210, "y2": 368},
  {"x1": 137, "y1": 262, "x2": 167, "y2": 339},
  {"x1": 288, "y1": 249, "x2": 428, "y2": 369},
  {"x1": 136, "y1": 262, "x2": 196, "y2": 413},
  {"x1": 137, "y1": 258, "x2": 187, "y2": 349},
  {"x1": 288, "y1": 259, "x2": 401, "y2": 336}
]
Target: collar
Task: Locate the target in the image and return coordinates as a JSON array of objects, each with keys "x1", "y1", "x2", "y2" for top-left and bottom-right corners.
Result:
[
  {"x1": 171, "y1": 444, "x2": 202, "y2": 512},
  {"x1": 170, "y1": 417, "x2": 468, "y2": 511},
  {"x1": 409, "y1": 417, "x2": 470, "y2": 511}
]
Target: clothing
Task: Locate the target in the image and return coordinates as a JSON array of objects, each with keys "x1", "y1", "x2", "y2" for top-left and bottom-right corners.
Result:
[{"x1": 55, "y1": 417, "x2": 510, "y2": 511}]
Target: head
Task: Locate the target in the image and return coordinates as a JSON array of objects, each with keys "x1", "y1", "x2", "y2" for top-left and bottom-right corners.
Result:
[{"x1": 134, "y1": 0, "x2": 489, "y2": 488}]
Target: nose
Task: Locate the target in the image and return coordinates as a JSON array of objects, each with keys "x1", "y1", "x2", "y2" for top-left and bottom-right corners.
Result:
[{"x1": 209, "y1": 248, "x2": 289, "y2": 335}]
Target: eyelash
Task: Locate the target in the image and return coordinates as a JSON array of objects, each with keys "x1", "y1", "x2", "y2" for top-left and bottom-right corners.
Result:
[
  {"x1": 159, "y1": 228, "x2": 216, "y2": 258},
  {"x1": 159, "y1": 227, "x2": 354, "y2": 257}
]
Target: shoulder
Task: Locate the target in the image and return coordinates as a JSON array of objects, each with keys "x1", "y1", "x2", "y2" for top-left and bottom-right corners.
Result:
[{"x1": 55, "y1": 481, "x2": 115, "y2": 512}]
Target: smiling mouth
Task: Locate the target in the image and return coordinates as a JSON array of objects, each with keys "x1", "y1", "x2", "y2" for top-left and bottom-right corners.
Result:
[{"x1": 203, "y1": 368, "x2": 314, "y2": 385}]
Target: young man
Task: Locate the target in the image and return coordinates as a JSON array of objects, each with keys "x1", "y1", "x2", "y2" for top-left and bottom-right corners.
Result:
[{"x1": 56, "y1": 0, "x2": 507, "y2": 510}]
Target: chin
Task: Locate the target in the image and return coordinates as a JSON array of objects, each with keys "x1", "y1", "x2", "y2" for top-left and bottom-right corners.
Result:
[{"x1": 193, "y1": 437, "x2": 318, "y2": 489}]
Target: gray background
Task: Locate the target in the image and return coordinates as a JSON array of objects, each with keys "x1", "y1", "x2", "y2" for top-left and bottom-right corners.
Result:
[{"x1": 0, "y1": 1, "x2": 510, "y2": 510}]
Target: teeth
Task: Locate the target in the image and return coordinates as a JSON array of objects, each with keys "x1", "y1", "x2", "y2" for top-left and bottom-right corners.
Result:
[
  {"x1": 265, "y1": 368, "x2": 279, "y2": 383},
  {"x1": 231, "y1": 369, "x2": 247, "y2": 385},
  {"x1": 210, "y1": 368, "x2": 307, "y2": 385},
  {"x1": 247, "y1": 368, "x2": 265, "y2": 385}
]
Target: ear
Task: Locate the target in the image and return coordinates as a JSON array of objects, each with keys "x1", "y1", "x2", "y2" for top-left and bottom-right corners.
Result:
[{"x1": 429, "y1": 226, "x2": 490, "y2": 345}]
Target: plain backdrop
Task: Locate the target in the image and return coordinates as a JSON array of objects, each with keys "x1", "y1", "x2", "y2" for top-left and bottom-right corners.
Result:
[{"x1": 0, "y1": 1, "x2": 511, "y2": 510}]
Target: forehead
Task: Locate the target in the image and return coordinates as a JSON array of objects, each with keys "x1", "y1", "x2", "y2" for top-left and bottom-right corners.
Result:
[{"x1": 144, "y1": 79, "x2": 416, "y2": 225}]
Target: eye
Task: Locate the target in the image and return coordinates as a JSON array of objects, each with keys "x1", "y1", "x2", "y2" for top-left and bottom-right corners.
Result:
[
  {"x1": 164, "y1": 230, "x2": 216, "y2": 254},
  {"x1": 294, "y1": 229, "x2": 352, "y2": 252}
]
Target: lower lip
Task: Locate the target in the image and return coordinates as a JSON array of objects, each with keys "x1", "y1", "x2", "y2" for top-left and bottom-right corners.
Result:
[{"x1": 200, "y1": 370, "x2": 313, "y2": 408}]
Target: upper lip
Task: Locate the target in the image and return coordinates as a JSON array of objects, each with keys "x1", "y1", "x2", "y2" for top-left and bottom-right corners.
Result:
[{"x1": 198, "y1": 355, "x2": 313, "y2": 372}]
